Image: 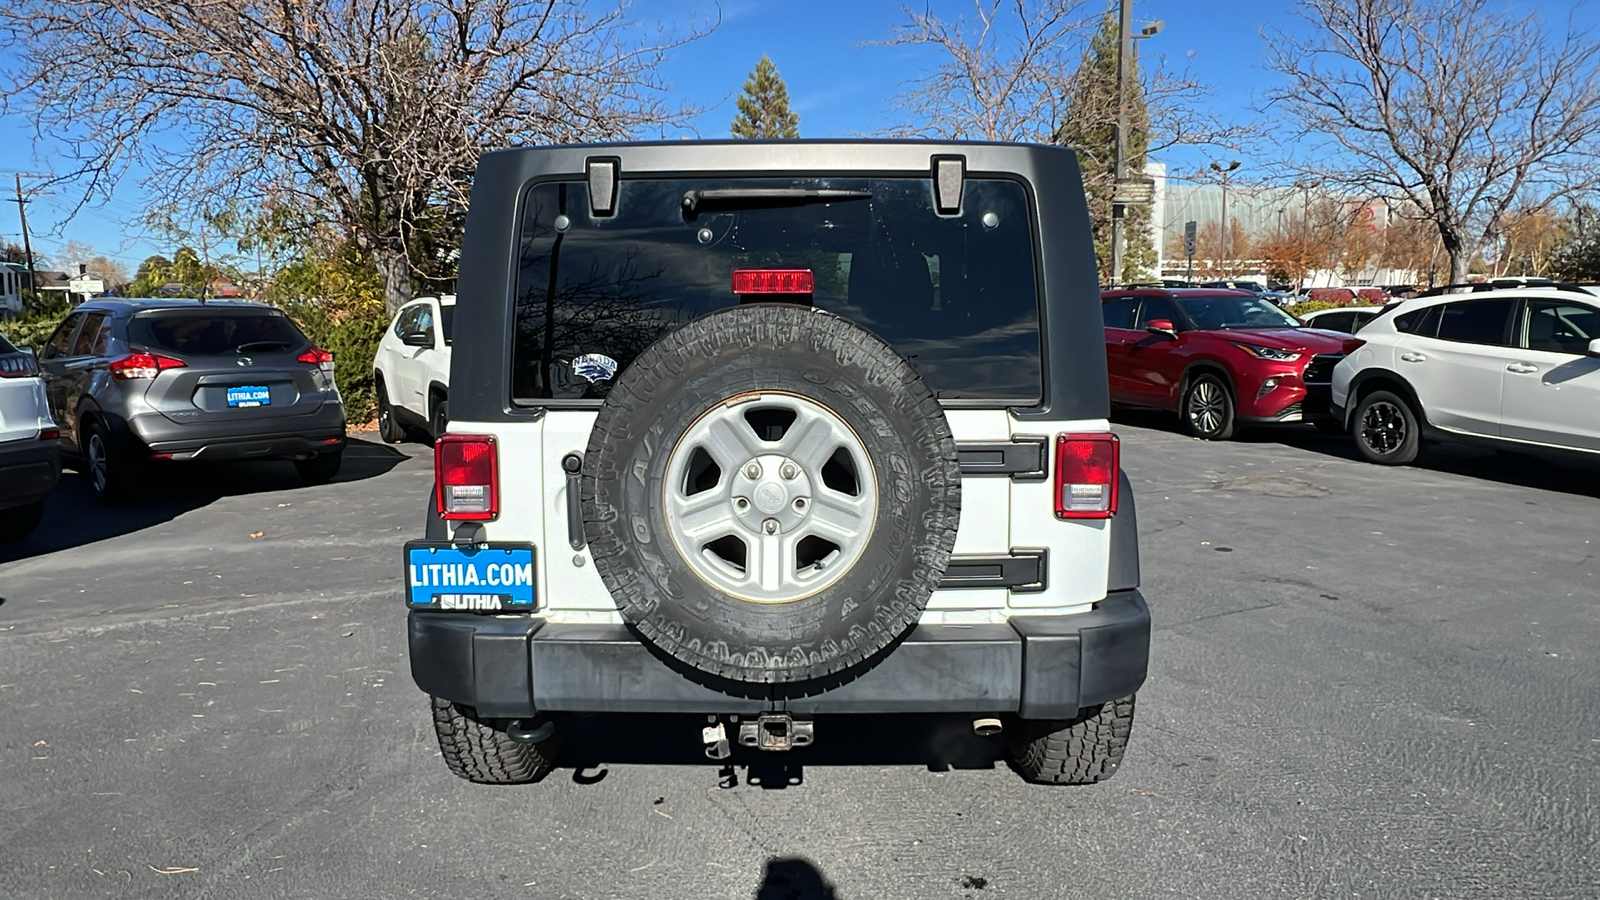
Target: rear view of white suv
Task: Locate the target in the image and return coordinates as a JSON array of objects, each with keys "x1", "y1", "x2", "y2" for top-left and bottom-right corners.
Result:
[
  {"x1": 1331, "y1": 290, "x2": 1600, "y2": 464},
  {"x1": 0, "y1": 332, "x2": 61, "y2": 541},
  {"x1": 373, "y1": 295, "x2": 454, "y2": 441}
]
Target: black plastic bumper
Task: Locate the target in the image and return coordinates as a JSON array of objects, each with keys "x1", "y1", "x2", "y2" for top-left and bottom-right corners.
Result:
[
  {"x1": 408, "y1": 589, "x2": 1150, "y2": 720},
  {"x1": 129, "y1": 408, "x2": 345, "y2": 460},
  {"x1": 0, "y1": 438, "x2": 62, "y2": 510}
]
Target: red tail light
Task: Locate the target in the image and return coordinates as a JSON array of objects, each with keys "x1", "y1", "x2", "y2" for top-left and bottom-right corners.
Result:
[
  {"x1": 436, "y1": 434, "x2": 498, "y2": 520},
  {"x1": 1054, "y1": 433, "x2": 1119, "y2": 519},
  {"x1": 40, "y1": 427, "x2": 60, "y2": 441},
  {"x1": 1341, "y1": 337, "x2": 1366, "y2": 354},
  {"x1": 110, "y1": 352, "x2": 186, "y2": 379},
  {"x1": 297, "y1": 346, "x2": 334, "y2": 365},
  {"x1": 0, "y1": 355, "x2": 39, "y2": 378},
  {"x1": 732, "y1": 268, "x2": 815, "y2": 295}
]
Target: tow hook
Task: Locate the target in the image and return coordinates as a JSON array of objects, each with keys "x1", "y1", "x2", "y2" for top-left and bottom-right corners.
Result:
[
  {"x1": 739, "y1": 713, "x2": 813, "y2": 751},
  {"x1": 505, "y1": 717, "x2": 556, "y2": 744}
]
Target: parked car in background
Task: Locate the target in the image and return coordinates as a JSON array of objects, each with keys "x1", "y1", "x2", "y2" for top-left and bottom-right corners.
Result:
[
  {"x1": 1300, "y1": 306, "x2": 1382, "y2": 334},
  {"x1": 1332, "y1": 289, "x2": 1600, "y2": 464},
  {"x1": 373, "y1": 294, "x2": 453, "y2": 442},
  {"x1": 0, "y1": 331, "x2": 61, "y2": 541},
  {"x1": 1102, "y1": 288, "x2": 1354, "y2": 438},
  {"x1": 35, "y1": 298, "x2": 346, "y2": 502}
]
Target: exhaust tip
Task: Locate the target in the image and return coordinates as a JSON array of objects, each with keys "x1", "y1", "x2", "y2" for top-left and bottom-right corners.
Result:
[{"x1": 972, "y1": 717, "x2": 1003, "y2": 737}]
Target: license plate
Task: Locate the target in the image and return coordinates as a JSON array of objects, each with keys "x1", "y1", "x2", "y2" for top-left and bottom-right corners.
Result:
[
  {"x1": 227, "y1": 385, "x2": 272, "y2": 408},
  {"x1": 404, "y1": 541, "x2": 536, "y2": 610}
]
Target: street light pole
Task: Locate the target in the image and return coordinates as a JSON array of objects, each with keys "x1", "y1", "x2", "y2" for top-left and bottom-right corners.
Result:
[
  {"x1": 1211, "y1": 160, "x2": 1241, "y2": 277},
  {"x1": 1110, "y1": 7, "x2": 1162, "y2": 286}
]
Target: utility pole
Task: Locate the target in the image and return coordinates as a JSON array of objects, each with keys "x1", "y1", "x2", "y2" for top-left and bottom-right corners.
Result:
[{"x1": 11, "y1": 174, "x2": 43, "y2": 302}]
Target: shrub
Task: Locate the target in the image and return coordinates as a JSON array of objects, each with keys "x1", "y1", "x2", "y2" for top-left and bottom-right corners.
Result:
[
  {"x1": 1286, "y1": 300, "x2": 1342, "y2": 319},
  {"x1": 0, "y1": 311, "x2": 68, "y2": 350}
]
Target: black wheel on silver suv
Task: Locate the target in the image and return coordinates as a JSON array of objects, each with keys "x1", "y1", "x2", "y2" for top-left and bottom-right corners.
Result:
[
  {"x1": 1008, "y1": 695, "x2": 1136, "y2": 785},
  {"x1": 1181, "y1": 372, "x2": 1236, "y2": 440},
  {"x1": 85, "y1": 419, "x2": 137, "y2": 504},
  {"x1": 581, "y1": 304, "x2": 962, "y2": 685},
  {"x1": 1353, "y1": 389, "x2": 1420, "y2": 465}
]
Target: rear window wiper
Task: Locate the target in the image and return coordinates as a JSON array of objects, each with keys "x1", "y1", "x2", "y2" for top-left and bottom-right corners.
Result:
[
  {"x1": 681, "y1": 188, "x2": 872, "y2": 216},
  {"x1": 236, "y1": 340, "x2": 291, "y2": 352}
]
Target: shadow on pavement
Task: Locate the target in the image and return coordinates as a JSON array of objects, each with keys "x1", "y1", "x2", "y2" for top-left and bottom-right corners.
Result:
[
  {"x1": 552, "y1": 713, "x2": 1006, "y2": 789},
  {"x1": 1113, "y1": 407, "x2": 1600, "y2": 500},
  {"x1": 0, "y1": 437, "x2": 411, "y2": 564},
  {"x1": 754, "y1": 857, "x2": 840, "y2": 900}
]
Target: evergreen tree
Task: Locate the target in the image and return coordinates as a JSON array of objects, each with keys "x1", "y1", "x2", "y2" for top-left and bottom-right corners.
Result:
[
  {"x1": 1055, "y1": 12, "x2": 1154, "y2": 283},
  {"x1": 731, "y1": 55, "x2": 801, "y2": 139}
]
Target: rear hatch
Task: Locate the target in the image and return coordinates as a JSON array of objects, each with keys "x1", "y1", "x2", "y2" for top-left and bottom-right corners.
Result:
[
  {"x1": 127, "y1": 308, "x2": 335, "y2": 426},
  {"x1": 0, "y1": 337, "x2": 50, "y2": 443}
]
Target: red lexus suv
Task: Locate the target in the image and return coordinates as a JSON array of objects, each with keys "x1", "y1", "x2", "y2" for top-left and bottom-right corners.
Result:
[{"x1": 1102, "y1": 288, "x2": 1354, "y2": 439}]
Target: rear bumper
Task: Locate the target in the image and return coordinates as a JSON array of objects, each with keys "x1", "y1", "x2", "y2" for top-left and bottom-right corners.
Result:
[
  {"x1": 128, "y1": 408, "x2": 345, "y2": 460},
  {"x1": 408, "y1": 589, "x2": 1151, "y2": 720},
  {"x1": 0, "y1": 438, "x2": 61, "y2": 510}
]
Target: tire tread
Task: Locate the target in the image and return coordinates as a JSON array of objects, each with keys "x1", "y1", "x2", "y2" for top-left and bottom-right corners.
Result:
[
  {"x1": 429, "y1": 696, "x2": 554, "y2": 785},
  {"x1": 1008, "y1": 695, "x2": 1136, "y2": 785}
]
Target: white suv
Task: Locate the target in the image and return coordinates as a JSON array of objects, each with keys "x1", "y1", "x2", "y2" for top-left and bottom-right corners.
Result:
[
  {"x1": 373, "y1": 294, "x2": 454, "y2": 441},
  {"x1": 403, "y1": 142, "x2": 1150, "y2": 786},
  {"x1": 0, "y1": 332, "x2": 61, "y2": 541},
  {"x1": 1331, "y1": 289, "x2": 1600, "y2": 464}
]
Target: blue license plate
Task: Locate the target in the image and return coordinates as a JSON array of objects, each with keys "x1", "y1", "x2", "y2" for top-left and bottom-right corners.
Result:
[
  {"x1": 227, "y1": 385, "x2": 272, "y2": 408},
  {"x1": 404, "y1": 542, "x2": 536, "y2": 610}
]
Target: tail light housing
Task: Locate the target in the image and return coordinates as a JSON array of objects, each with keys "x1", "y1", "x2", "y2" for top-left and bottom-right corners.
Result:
[
  {"x1": 435, "y1": 434, "x2": 498, "y2": 520},
  {"x1": 1054, "y1": 433, "x2": 1119, "y2": 519},
  {"x1": 297, "y1": 346, "x2": 336, "y2": 374},
  {"x1": 110, "y1": 352, "x2": 186, "y2": 379},
  {"x1": 732, "y1": 268, "x2": 815, "y2": 295},
  {"x1": 1341, "y1": 337, "x2": 1366, "y2": 354},
  {"x1": 0, "y1": 355, "x2": 39, "y2": 378}
]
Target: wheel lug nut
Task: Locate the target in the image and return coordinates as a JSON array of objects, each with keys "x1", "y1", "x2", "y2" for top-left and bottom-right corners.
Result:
[
  {"x1": 780, "y1": 463, "x2": 797, "y2": 480},
  {"x1": 763, "y1": 519, "x2": 779, "y2": 534},
  {"x1": 744, "y1": 462, "x2": 762, "y2": 480}
]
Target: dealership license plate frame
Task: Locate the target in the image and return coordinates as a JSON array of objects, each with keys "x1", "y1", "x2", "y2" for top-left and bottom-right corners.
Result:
[{"x1": 403, "y1": 541, "x2": 537, "y2": 611}]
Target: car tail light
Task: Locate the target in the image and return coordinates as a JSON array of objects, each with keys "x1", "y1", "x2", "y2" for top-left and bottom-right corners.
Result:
[
  {"x1": 110, "y1": 352, "x2": 186, "y2": 379},
  {"x1": 297, "y1": 346, "x2": 336, "y2": 373},
  {"x1": 436, "y1": 434, "x2": 498, "y2": 520},
  {"x1": 1341, "y1": 338, "x2": 1366, "y2": 354},
  {"x1": 40, "y1": 427, "x2": 60, "y2": 441},
  {"x1": 1054, "y1": 433, "x2": 1119, "y2": 519},
  {"x1": 732, "y1": 268, "x2": 815, "y2": 295},
  {"x1": 0, "y1": 355, "x2": 38, "y2": 378}
]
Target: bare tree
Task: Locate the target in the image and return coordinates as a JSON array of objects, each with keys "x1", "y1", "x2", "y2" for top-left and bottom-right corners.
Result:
[
  {"x1": 1264, "y1": 0, "x2": 1600, "y2": 284},
  {"x1": 0, "y1": 0, "x2": 710, "y2": 314},
  {"x1": 881, "y1": 1, "x2": 1234, "y2": 151}
]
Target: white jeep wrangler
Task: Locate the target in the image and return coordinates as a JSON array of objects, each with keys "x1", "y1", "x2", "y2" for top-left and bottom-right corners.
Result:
[{"x1": 405, "y1": 141, "x2": 1149, "y2": 785}]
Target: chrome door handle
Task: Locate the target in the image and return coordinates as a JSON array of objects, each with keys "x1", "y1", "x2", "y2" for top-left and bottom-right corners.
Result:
[
  {"x1": 1506, "y1": 363, "x2": 1539, "y2": 374},
  {"x1": 1400, "y1": 352, "x2": 1427, "y2": 363}
]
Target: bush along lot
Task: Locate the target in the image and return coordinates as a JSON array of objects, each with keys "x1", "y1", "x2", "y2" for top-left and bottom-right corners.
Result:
[{"x1": 284, "y1": 301, "x2": 385, "y2": 425}]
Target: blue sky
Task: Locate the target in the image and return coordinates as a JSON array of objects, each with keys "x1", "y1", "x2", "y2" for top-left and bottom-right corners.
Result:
[{"x1": 2, "y1": 0, "x2": 1593, "y2": 270}]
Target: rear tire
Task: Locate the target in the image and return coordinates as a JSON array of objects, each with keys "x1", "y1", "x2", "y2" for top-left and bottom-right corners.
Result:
[
  {"x1": 294, "y1": 449, "x2": 343, "y2": 483},
  {"x1": 0, "y1": 500, "x2": 45, "y2": 543},
  {"x1": 376, "y1": 380, "x2": 406, "y2": 444},
  {"x1": 430, "y1": 696, "x2": 557, "y2": 785},
  {"x1": 86, "y1": 420, "x2": 137, "y2": 504},
  {"x1": 1007, "y1": 695, "x2": 1136, "y2": 785},
  {"x1": 1352, "y1": 390, "x2": 1420, "y2": 465},
  {"x1": 1181, "y1": 373, "x2": 1236, "y2": 440}
]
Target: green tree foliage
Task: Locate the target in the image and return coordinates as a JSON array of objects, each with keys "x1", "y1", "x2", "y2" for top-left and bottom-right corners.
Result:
[
  {"x1": 1056, "y1": 12, "x2": 1154, "y2": 284},
  {"x1": 731, "y1": 55, "x2": 801, "y2": 139},
  {"x1": 271, "y1": 233, "x2": 388, "y2": 423},
  {"x1": 122, "y1": 249, "x2": 219, "y2": 296},
  {"x1": 1549, "y1": 235, "x2": 1600, "y2": 281}
]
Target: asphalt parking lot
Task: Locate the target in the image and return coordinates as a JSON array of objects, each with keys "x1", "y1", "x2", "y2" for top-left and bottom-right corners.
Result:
[{"x1": 2, "y1": 422, "x2": 1597, "y2": 899}]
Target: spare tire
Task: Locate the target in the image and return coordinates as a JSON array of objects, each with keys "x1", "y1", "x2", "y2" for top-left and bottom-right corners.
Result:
[{"x1": 582, "y1": 304, "x2": 961, "y2": 684}]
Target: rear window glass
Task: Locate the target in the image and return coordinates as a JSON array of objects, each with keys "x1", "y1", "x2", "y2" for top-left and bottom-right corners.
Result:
[
  {"x1": 130, "y1": 310, "x2": 308, "y2": 355},
  {"x1": 1392, "y1": 304, "x2": 1441, "y2": 336},
  {"x1": 511, "y1": 177, "x2": 1041, "y2": 402}
]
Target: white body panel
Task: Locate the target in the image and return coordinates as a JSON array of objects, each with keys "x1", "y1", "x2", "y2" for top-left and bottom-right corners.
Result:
[
  {"x1": 0, "y1": 375, "x2": 52, "y2": 443},
  {"x1": 1396, "y1": 335, "x2": 1503, "y2": 436},
  {"x1": 1500, "y1": 348, "x2": 1600, "y2": 450},
  {"x1": 464, "y1": 405, "x2": 1114, "y2": 624}
]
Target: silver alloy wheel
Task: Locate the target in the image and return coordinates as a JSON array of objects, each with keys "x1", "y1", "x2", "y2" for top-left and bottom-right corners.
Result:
[
  {"x1": 88, "y1": 432, "x2": 108, "y2": 496},
  {"x1": 1360, "y1": 399, "x2": 1406, "y2": 454},
  {"x1": 662, "y1": 391, "x2": 877, "y2": 604},
  {"x1": 1187, "y1": 380, "x2": 1226, "y2": 435}
]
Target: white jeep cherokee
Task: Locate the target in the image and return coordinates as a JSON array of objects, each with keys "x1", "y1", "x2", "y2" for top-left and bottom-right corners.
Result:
[
  {"x1": 404, "y1": 141, "x2": 1150, "y2": 785},
  {"x1": 373, "y1": 294, "x2": 454, "y2": 441}
]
